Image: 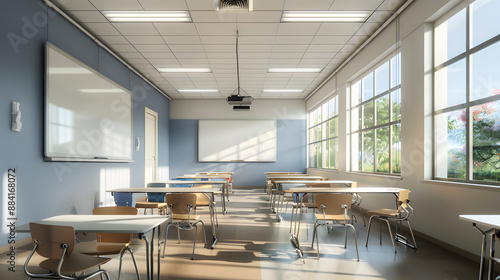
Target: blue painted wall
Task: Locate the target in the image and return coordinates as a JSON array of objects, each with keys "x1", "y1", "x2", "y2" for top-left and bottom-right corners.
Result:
[
  {"x1": 0, "y1": 0, "x2": 169, "y2": 246},
  {"x1": 169, "y1": 119, "x2": 306, "y2": 186}
]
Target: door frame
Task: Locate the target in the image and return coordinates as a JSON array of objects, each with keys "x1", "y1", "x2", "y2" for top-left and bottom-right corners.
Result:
[{"x1": 144, "y1": 107, "x2": 158, "y2": 185}]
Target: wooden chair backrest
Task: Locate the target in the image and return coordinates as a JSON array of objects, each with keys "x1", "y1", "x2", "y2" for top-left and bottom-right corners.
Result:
[
  {"x1": 398, "y1": 189, "x2": 410, "y2": 209},
  {"x1": 164, "y1": 193, "x2": 197, "y2": 215},
  {"x1": 314, "y1": 194, "x2": 353, "y2": 215},
  {"x1": 93, "y1": 206, "x2": 137, "y2": 243},
  {"x1": 29, "y1": 223, "x2": 75, "y2": 259}
]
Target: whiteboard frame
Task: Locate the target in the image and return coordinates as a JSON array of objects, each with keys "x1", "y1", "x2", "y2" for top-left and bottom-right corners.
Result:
[
  {"x1": 44, "y1": 42, "x2": 133, "y2": 162},
  {"x1": 198, "y1": 120, "x2": 277, "y2": 162}
]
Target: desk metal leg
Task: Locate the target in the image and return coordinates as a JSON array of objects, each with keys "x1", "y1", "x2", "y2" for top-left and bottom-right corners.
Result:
[
  {"x1": 488, "y1": 232, "x2": 496, "y2": 280},
  {"x1": 141, "y1": 233, "x2": 151, "y2": 280},
  {"x1": 157, "y1": 226, "x2": 162, "y2": 280},
  {"x1": 473, "y1": 223, "x2": 494, "y2": 280},
  {"x1": 290, "y1": 195, "x2": 305, "y2": 263},
  {"x1": 209, "y1": 193, "x2": 218, "y2": 248}
]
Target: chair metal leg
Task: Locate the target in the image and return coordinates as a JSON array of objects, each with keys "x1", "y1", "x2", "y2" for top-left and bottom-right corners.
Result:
[
  {"x1": 311, "y1": 222, "x2": 318, "y2": 247},
  {"x1": 365, "y1": 215, "x2": 376, "y2": 247},
  {"x1": 346, "y1": 224, "x2": 359, "y2": 261},
  {"x1": 406, "y1": 220, "x2": 417, "y2": 249},
  {"x1": 191, "y1": 225, "x2": 198, "y2": 260},
  {"x1": 177, "y1": 227, "x2": 181, "y2": 244},
  {"x1": 383, "y1": 219, "x2": 397, "y2": 253},
  {"x1": 163, "y1": 223, "x2": 173, "y2": 258}
]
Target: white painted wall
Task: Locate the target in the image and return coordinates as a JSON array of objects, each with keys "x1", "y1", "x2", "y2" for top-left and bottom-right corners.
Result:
[
  {"x1": 170, "y1": 99, "x2": 306, "y2": 120},
  {"x1": 306, "y1": 0, "x2": 500, "y2": 257}
]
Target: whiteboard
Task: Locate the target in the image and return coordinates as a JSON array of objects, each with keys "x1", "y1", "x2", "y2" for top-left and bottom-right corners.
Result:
[
  {"x1": 198, "y1": 120, "x2": 277, "y2": 162},
  {"x1": 44, "y1": 43, "x2": 133, "y2": 162}
]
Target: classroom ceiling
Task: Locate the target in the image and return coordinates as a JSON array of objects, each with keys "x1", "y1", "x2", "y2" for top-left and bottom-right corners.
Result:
[{"x1": 50, "y1": 0, "x2": 406, "y2": 100}]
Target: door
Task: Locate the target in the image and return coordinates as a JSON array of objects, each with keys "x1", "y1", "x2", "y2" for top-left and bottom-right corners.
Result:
[{"x1": 144, "y1": 107, "x2": 158, "y2": 185}]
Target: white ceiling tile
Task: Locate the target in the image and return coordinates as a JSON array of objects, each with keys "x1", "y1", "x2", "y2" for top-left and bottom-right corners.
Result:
[
  {"x1": 98, "y1": 35, "x2": 130, "y2": 45},
  {"x1": 239, "y1": 53, "x2": 270, "y2": 59},
  {"x1": 317, "y1": 23, "x2": 363, "y2": 36},
  {"x1": 138, "y1": 0, "x2": 188, "y2": 10},
  {"x1": 178, "y1": 58, "x2": 210, "y2": 65},
  {"x1": 253, "y1": 0, "x2": 285, "y2": 11},
  {"x1": 303, "y1": 52, "x2": 337, "y2": 59},
  {"x1": 270, "y1": 53, "x2": 304, "y2": 59},
  {"x1": 164, "y1": 36, "x2": 202, "y2": 45},
  {"x1": 109, "y1": 44, "x2": 137, "y2": 52},
  {"x1": 306, "y1": 45, "x2": 342, "y2": 53},
  {"x1": 272, "y1": 44, "x2": 308, "y2": 52},
  {"x1": 239, "y1": 36, "x2": 274, "y2": 45},
  {"x1": 195, "y1": 23, "x2": 237, "y2": 36},
  {"x1": 347, "y1": 35, "x2": 369, "y2": 45},
  {"x1": 204, "y1": 44, "x2": 238, "y2": 53},
  {"x1": 356, "y1": 22, "x2": 382, "y2": 36},
  {"x1": 185, "y1": 0, "x2": 215, "y2": 10},
  {"x1": 168, "y1": 44, "x2": 205, "y2": 53},
  {"x1": 367, "y1": 10, "x2": 394, "y2": 23},
  {"x1": 277, "y1": 23, "x2": 321, "y2": 36},
  {"x1": 89, "y1": 0, "x2": 143, "y2": 10},
  {"x1": 112, "y1": 23, "x2": 160, "y2": 36},
  {"x1": 378, "y1": 0, "x2": 407, "y2": 11},
  {"x1": 239, "y1": 45, "x2": 273, "y2": 53},
  {"x1": 284, "y1": 0, "x2": 335, "y2": 10},
  {"x1": 126, "y1": 36, "x2": 165, "y2": 45},
  {"x1": 311, "y1": 35, "x2": 351, "y2": 45},
  {"x1": 147, "y1": 58, "x2": 180, "y2": 66},
  {"x1": 143, "y1": 52, "x2": 176, "y2": 59},
  {"x1": 275, "y1": 36, "x2": 314, "y2": 45},
  {"x1": 209, "y1": 58, "x2": 237, "y2": 64},
  {"x1": 155, "y1": 23, "x2": 198, "y2": 36},
  {"x1": 175, "y1": 53, "x2": 207, "y2": 59},
  {"x1": 190, "y1": 11, "x2": 236, "y2": 22},
  {"x1": 330, "y1": 0, "x2": 384, "y2": 10},
  {"x1": 82, "y1": 23, "x2": 120, "y2": 36},
  {"x1": 206, "y1": 52, "x2": 236, "y2": 59},
  {"x1": 69, "y1": 11, "x2": 108, "y2": 22},
  {"x1": 236, "y1": 11, "x2": 282, "y2": 22},
  {"x1": 134, "y1": 44, "x2": 171, "y2": 53},
  {"x1": 119, "y1": 52, "x2": 143, "y2": 59},
  {"x1": 269, "y1": 58, "x2": 301, "y2": 65}
]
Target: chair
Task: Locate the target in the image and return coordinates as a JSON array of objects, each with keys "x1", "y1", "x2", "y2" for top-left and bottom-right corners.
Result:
[
  {"x1": 311, "y1": 194, "x2": 359, "y2": 261},
  {"x1": 163, "y1": 193, "x2": 207, "y2": 260},
  {"x1": 75, "y1": 206, "x2": 141, "y2": 280},
  {"x1": 113, "y1": 192, "x2": 133, "y2": 207},
  {"x1": 193, "y1": 184, "x2": 219, "y2": 226},
  {"x1": 349, "y1": 182, "x2": 365, "y2": 226},
  {"x1": 135, "y1": 182, "x2": 168, "y2": 215},
  {"x1": 25, "y1": 223, "x2": 111, "y2": 280},
  {"x1": 365, "y1": 189, "x2": 417, "y2": 253}
]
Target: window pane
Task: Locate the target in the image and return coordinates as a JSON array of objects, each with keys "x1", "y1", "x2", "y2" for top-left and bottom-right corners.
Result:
[
  {"x1": 363, "y1": 130, "x2": 375, "y2": 172},
  {"x1": 321, "y1": 122, "x2": 327, "y2": 141},
  {"x1": 434, "y1": 8, "x2": 466, "y2": 66},
  {"x1": 322, "y1": 103, "x2": 328, "y2": 122},
  {"x1": 435, "y1": 109, "x2": 466, "y2": 179},
  {"x1": 375, "y1": 62, "x2": 390, "y2": 95},
  {"x1": 314, "y1": 143, "x2": 322, "y2": 168},
  {"x1": 317, "y1": 125, "x2": 322, "y2": 142},
  {"x1": 363, "y1": 101, "x2": 374, "y2": 128},
  {"x1": 435, "y1": 58, "x2": 467, "y2": 110},
  {"x1": 329, "y1": 139, "x2": 337, "y2": 169},
  {"x1": 309, "y1": 128, "x2": 315, "y2": 143},
  {"x1": 351, "y1": 106, "x2": 361, "y2": 131},
  {"x1": 471, "y1": 41, "x2": 500, "y2": 101},
  {"x1": 351, "y1": 133, "x2": 360, "y2": 172},
  {"x1": 309, "y1": 145, "x2": 315, "y2": 168},
  {"x1": 376, "y1": 127, "x2": 390, "y2": 173},
  {"x1": 329, "y1": 97, "x2": 337, "y2": 118},
  {"x1": 472, "y1": 100, "x2": 500, "y2": 181},
  {"x1": 363, "y1": 73, "x2": 374, "y2": 101},
  {"x1": 392, "y1": 89, "x2": 401, "y2": 121},
  {"x1": 392, "y1": 124, "x2": 401, "y2": 174},
  {"x1": 352, "y1": 81, "x2": 361, "y2": 106},
  {"x1": 471, "y1": 0, "x2": 500, "y2": 48},
  {"x1": 322, "y1": 141, "x2": 328, "y2": 168},
  {"x1": 329, "y1": 118, "x2": 338, "y2": 138},
  {"x1": 391, "y1": 53, "x2": 401, "y2": 88},
  {"x1": 376, "y1": 94, "x2": 390, "y2": 125}
]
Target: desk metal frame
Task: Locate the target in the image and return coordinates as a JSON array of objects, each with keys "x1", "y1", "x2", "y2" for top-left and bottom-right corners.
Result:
[
  {"x1": 18, "y1": 215, "x2": 166, "y2": 280},
  {"x1": 176, "y1": 175, "x2": 231, "y2": 204},
  {"x1": 459, "y1": 215, "x2": 500, "y2": 280}
]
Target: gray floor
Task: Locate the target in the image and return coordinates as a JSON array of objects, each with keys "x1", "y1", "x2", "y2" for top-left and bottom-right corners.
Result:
[{"x1": 1, "y1": 188, "x2": 481, "y2": 279}]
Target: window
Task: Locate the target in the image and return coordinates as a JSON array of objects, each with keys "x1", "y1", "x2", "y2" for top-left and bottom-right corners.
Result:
[
  {"x1": 308, "y1": 95, "x2": 338, "y2": 169},
  {"x1": 434, "y1": 0, "x2": 500, "y2": 183},
  {"x1": 350, "y1": 53, "x2": 401, "y2": 174}
]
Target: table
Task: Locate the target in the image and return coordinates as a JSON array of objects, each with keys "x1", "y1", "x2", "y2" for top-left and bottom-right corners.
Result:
[
  {"x1": 18, "y1": 215, "x2": 166, "y2": 280},
  {"x1": 108, "y1": 187, "x2": 222, "y2": 248},
  {"x1": 288, "y1": 186, "x2": 406, "y2": 261},
  {"x1": 265, "y1": 176, "x2": 327, "y2": 212},
  {"x1": 459, "y1": 215, "x2": 500, "y2": 280},
  {"x1": 177, "y1": 175, "x2": 231, "y2": 201}
]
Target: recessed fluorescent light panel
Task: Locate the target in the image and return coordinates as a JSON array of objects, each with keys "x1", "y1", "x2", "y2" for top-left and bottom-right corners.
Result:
[
  {"x1": 178, "y1": 89, "x2": 219, "y2": 93},
  {"x1": 103, "y1": 11, "x2": 192, "y2": 22},
  {"x1": 268, "y1": 68, "x2": 322, "y2": 73},
  {"x1": 158, "y1": 68, "x2": 211, "y2": 73},
  {"x1": 263, "y1": 89, "x2": 303, "y2": 93},
  {"x1": 281, "y1": 11, "x2": 371, "y2": 23}
]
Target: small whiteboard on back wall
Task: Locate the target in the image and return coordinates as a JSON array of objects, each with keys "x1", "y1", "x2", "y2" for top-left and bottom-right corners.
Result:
[{"x1": 198, "y1": 120, "x2": 277, "y2": 162}]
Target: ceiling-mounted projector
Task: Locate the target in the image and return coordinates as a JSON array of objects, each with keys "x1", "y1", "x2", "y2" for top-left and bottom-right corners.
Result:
[{"x1": 226, "y1": 95, "x2": 253, "y2": 105}]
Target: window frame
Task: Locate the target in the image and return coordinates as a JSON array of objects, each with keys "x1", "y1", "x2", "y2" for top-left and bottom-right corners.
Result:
[
  {"x1": 349, "y1": 52, "x2": 402, "y2": 176},
  {"x1": 433, "y1": 0, "x2": 500, "y2": 185}
]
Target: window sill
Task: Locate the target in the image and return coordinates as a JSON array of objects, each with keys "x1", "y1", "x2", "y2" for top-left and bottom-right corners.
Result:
[
  {"x1": 421, "y1": 179, "x2": 500, "y2": 191},
  {"x1": 307, "y1": 168, "x2": 339, "y2": 172},
  {"x1": 346, "y1": 171, "x2": 402, "y2": 180}
]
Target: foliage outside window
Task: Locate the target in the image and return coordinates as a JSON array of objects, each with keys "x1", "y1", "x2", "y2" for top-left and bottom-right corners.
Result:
[
  {"x1": 350, "y1": 53, "x2": 401, "y2": 174},
  {"x1": 434, "y1": 0, "x2": 500, "y2": 183},
  {"x1": 308, "y1": 96, "x2": 338, "y2": 169}
]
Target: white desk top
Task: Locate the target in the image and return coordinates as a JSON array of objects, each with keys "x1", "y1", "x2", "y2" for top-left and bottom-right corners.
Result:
[
  {"x1": 265, "y1": 172, "x2": 304, "y2": 175},
  {"x1": 149, "y1": 180, "x2": 225, "y2": 185},
  {"x1": 274, "y1": 180, "x2": 357, "y2": 185},
  {"x1": 177, "y1": 175, "x2": 229, "y2": 179},
  {"x1": 107, "y1": 187, "x2": 222, "y2": 194},
  {"x1": 288, "y1": 187, "x2": 406, "y2": 194},
  {"x1": 459, "y1": 215, "x2": 500, "y2": 228},
  {"x1": 267, "y1": 176, "x2": 325, "y2": 180},
  {"x1": 17, "y1": 215, "x2": 167, "y2": 233},
  {"x1": 197, "y1": 172, "x2": 233, "y2": 175}
]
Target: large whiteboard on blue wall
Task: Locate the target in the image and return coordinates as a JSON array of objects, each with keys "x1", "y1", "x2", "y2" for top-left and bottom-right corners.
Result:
[
  {"x1": 44, "y1": 43, "x2": 133, "y2": 162},
  {"x1": 198, "y1": 120, "x2": 277, "y2": 162}
]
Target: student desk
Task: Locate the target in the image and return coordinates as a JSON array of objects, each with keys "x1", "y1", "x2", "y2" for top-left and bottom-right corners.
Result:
[
  {"x1": 266, "y1": 176, "x2": 327, "y2": 213},
  {"x1": 288, "y1": 186, "x2": 406, "y2": 261},
  {"x1": 108, "y1": 187, "x2": 222, "y2": 248},
  {"x1": 176, "y1": 175, "x2": 231, "y2": 201},
  {"x1": 459, "y1": 215, "x2": 500, "y2": 280},
  {"x1": 18, "y1": 215, "x2": 166, "y2": 280}
]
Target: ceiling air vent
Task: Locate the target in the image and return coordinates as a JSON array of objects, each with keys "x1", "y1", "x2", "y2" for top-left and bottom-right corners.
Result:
[{"x1": 215, "y1": 0, "x2": 253, "y2": 12}]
